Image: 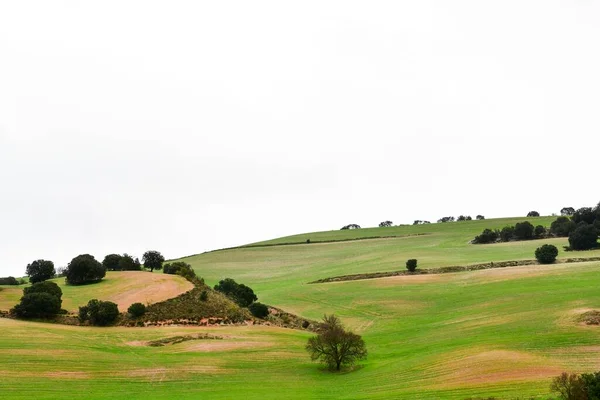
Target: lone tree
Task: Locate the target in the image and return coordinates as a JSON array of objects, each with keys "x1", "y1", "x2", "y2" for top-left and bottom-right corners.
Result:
[
  {"x1": 569, "y1": 223, "x2": 599, "y2": 251},
  {"x1": 535, "y1": 244, "x2": 558, "y2": 264},
  {"x1": 513, "y1": 221, "x2": 535, "y2": 240},
  {"x1": 561, "y1": 207, "x2": 576, "y2": 216},
  {"x1": 12, "y1": 281, "x2": 63, "y2": 318},
  {"x1": 142, "y1": 250, "x2": 165, "y2": 272},
  {"x1": 26, "y1": 259, "x2": 55, "y2": 284},
  {"x1": 527, "y1": 211, "x2": 540, "y2": 217},
  {"x1": 476, "y1": 215, "x2": 485, "y2": 220},
  {"x1": 406, "y1": 259, "x2": 418, "y2": 272},
  {"x1": 379, "y1": 221, "x2": 393, "y2": 227},
  {"x1": 306, "y1": 314, "x2": 367, "y2": 371},
  {"x1": 65, "y1": 254, "x2": 106, "y2": 285}
]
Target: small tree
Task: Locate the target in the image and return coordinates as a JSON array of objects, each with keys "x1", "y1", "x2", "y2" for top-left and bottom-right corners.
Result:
[
  {"x1": 535, "y1": 244, "x2": 558, "y2": 264},
  {"x1": 65, "y1": 254, "x2": 106, "y2": 285},
  {"x1": 127, "y1": 302, "x2": 146, "y2": 318},
  {"x1": 534, "y1": 225, "x2": 547, "y2": 238},
  {"x1": 476, "y1": 215, "x2": 485, "y2": 220},
  {"x1": 24, "y1": 281, "x2": 62, "y2": 302},
  {"x1": 569, "y1": 223, "x2": 599, "y2": 251},
  {"x1": 551, "y1": 216, "x2": 576, "y2": 237},
  {"x1": 306, "y1": 315, "x2": 367, "y2": 371},
  {"x1": 473, "y1": 229, "x2": 499, "y2": 244},
  {"x1": 248, "y1": 302, "x2": 269, "y2": 318},
  {"x1": 214, "y1": 278, "x2": 258, "y2": 307},
  {"x1": 406, "y1": 259, "x2": 418, "y2": 272},
  {"x1": 550, "y1": 372, "x2": 586, "y2": 400},
  {"x1": 79, "y1": 299, "x2": 119, "y2": 326},
  {"x1": 572, "y1": 207, "x2": 596, "y2": 225},
  {"x1": 26, "y1": 259, "x2": 55, "y2": 284},
  {"x1": 513, "y1": 221, "x2": 534, "y2": 240},
  {"x1": 119, "y1": 254, "x2": 142, "y2": 271},
  {"x1": 102, "y1": 254, "x2": 122, "y2": 271},
  {"x1": 561, "y1": 207, "x2": 576, "y2": 216},
  {"x1": 142, "y1": 251, "x2": 165, "y2": 272},
  {"x1": 527, "y1": 211, "x2": 540, "y2": 217},
  {"x1": 378, "y1": 221, "x2": 393, "y2": 227},
  {"x1": 12, "y1": 292, "x2": 62, "y2": 318}
]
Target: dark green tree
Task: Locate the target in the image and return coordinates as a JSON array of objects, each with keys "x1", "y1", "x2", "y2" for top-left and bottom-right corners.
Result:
[
  {"x1": 514, "y1": 221, "x2": 535, "y2": 240},
  {"x1": 561, "y1": 207, "x2": 575, "y2": 216},
  {"x1": 572, "y1": 207, "x2": 596, "y2": 225},
  {"x1": 12, "y1": 293, "x2": 61, "y2": 318},
  {"x1": 306, "y1": 315, "x2": 367, "y2": 371},
  {"x1": 499, "y1": 226, "x2": 515, "y2": 242},
  {"x1": 65, "y1": 254, "x2": 106, "y2": 285},
  {"x1": 534, "y1": 225, "x2": 547, "y2": 238},
  {"x1": 214, "y1": 278, "x2": 257, "y2": 307},
  {"x1": 535, "y1": 244, "x2": 558, "y2": 264},
  {"x1": 102, "y1": 254, "x2": 122, "y2": 271},
  {"x1": 127, "y1": 303, "x2": 146, "y2": 318},
  {"x1": 24, "y1": 281, "x2": 62, "y2": 302},
  {"x1": 25, "y1": 259, "x2": 55, "y2": 284},
  {"x1": 405, "y1": 259, "x2": 418, "y2": 272},
  {"x1": 550, "y1": 216, "x2": 576, "y2": 237},
  {"x1": 79, "y1": 299, "x2": 119, "y2": 326},
  {"x1": 476, "y1": 215, "x2": 485, "y2": 220},
  {"x1": 473, "y1": 229, "x2": 499, "y2": 244},
  {"x1": 119, "y1": 254, "x2": 142, "y2": 271},
  {"x1": 248, "y1": 302, "x2": 269, "y2": 318},
  {"x1": 142, "y1": 250, "x2": 165, "y2": 272},
  {"x1": 527, "y1": 211, "x2": 540, "y2": 217},
  {"x1": 568, "y1": 223, "x2": 599, "y2": 251}
]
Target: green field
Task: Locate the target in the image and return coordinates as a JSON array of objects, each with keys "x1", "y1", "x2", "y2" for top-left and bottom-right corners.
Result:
[{"x1": 3, "y1": 217, "x2": 600, "y2": 399}]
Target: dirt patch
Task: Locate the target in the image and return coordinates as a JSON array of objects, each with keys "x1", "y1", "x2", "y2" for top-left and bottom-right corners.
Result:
[
  {"x1": 0, "y1": 370, "x2": 91, "y2": 379},
  {"x1": 125, "y1": 333, "x2": 226, "y2": 347},
  {"x1": 181, "y1": 340, "x2": 273, "y2": 353},
  {"x1": 370, "y1": 274, "x2": 443, "y2": 287},
  {"x1": 579, "y1": 310, "x2": 600, "y2": 325}
]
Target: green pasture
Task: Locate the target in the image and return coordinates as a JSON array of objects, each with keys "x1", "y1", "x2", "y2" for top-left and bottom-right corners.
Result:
[{"x1": 3, "y1": 217, "x2": 600, "y2": 399}]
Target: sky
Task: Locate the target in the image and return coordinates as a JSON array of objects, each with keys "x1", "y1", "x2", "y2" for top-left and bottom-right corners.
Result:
[{"x1": 1, "y1": 1, "x2": 599, "y2": 277}]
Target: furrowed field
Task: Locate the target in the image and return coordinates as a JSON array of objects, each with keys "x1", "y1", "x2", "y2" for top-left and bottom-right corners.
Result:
[{"x1": 3, "y1": 216, "x2": 600, "y2": 399}]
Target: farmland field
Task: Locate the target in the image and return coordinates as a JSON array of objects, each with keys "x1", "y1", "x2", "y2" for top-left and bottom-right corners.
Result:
[{"x1": 3, "y1": 217, "x2": 600, "y2": 399}]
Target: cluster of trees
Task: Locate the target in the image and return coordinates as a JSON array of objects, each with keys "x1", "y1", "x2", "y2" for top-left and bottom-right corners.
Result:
[
  {"x1": 163, "y1": 261, "x2": 197, "y2": 282},
  {"x1": 0, "y1": 276, "x2": 21, "y2": 285},
  {"x1": 437, "y1": 215, "x2": 485, "y2": 223},
  {"x1": 340, "y1": 224, "x2": 361, "y2": 230},
  {"x1": 214, "y1": 278, "x2": 268, "y2": 318},
  {"x1": 473, "y1": 221, "x2": 546, "y2": 244},
  {"x1": 550, "y1": 204, "x2": 600, "y2": 250},
  {"x1": 78, "y1": 299, "x2": 119, "y2": 326},
  {"x1": 306, "y1": 314, "x2": 367, "y2": 371},
  {"x1": 102, "y1": 253, "x2": 141, "y2": 271},
  {"x1": 551, "y1": 371, "x2": 600, "y2": 400},
  {"x1": 12, "y1": 281, "x2": 63, "y2": 318},
  {"x1": 413, "y1": 220, "x2": 431, "y2": 225},
  {"x1": 378, "y1": 221, "x2": 393, "y2": 227}
]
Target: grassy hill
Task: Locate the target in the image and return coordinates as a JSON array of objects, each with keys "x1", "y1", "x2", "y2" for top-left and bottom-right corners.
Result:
[{"x1": 3, "y1": 217, "x2": 600, "y2": 399}]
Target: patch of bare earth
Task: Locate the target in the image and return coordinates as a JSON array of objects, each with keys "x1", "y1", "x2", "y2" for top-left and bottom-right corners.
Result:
[
  {"x1": 181, "y1": 340, "x2": 273, "y2": 353},
  {"x1": 431, "y1": 349, "x2": 562, "y2": 388},
  {"x1": 0, "y1": 370, "x2": 91, "y2": 379},
  {"x1": 370, "y1": 274, "x2": 443, "y2": 287}
]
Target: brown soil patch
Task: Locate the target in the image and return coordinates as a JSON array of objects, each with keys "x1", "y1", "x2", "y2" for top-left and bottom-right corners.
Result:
[
  {"x1": 432, "y1": 349, "x2": 562, "y2": 387},
  {"x1": 181, "y1": 340, "x2": 273, "y2": 353},
  {"x1": 106, "y1": 272, "x2": 194, "y2": 310},
  {"x1": 0, "y1": 370, "x2": 91, "y2": 379},
  {"x1": 370, "y1": 274, "x2": 443, "y2": 287}
]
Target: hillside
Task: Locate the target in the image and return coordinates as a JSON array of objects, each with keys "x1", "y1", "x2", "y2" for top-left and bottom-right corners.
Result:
[{"x1": 3, "y1": 216, "x2": 600, "y2": 399}]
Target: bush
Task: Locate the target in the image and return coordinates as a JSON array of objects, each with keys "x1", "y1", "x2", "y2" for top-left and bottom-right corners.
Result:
[
  {"x1": 65, "y1": 254, "x2": 106, "y2": 285},
  {"x1": 514, "y1": 221, "x2": 535, "y2": 240},
  {"x1": 26, "y1": 259, "x2": 55, "y2": 284},
  {"x1": 102, "y1": 254, "x2": 122, "y2": 271},
  {"x1": 406, "y1": 259, "x2": 418, "y2": 272},
  {"x1": 569, "y1": 223, "x2": 599, "y2": 251},
  {"x1": 534, "y1": 225, "x2": 547, "y2": 238},
  {"x1": 79, "y1": 299, "x2": 119, "y2": 326},
  {"x1": 24, "y1": 281, "x2": 62, "y2": 302},
  {"x1": 527, "y1": 211, "x2": 540, "y2": 217},
  {"x1": 0, "y1": 276, "x2": 19, "y2": 285},
  {"x1": 214, "y1": 278, "x2": 258, "y2": 307},
  {"x1": 127, "y1": 302, "x2": 146, "y2": 318},
  {"x1": 551, "y1": 372, "x2": 586, "y2": 400},
  {"x1": 550, "y1": 216, "x2": 576, "y2": 237},
  {"x1": 118, "y1": 254, "x2": 142, "y2": 271},
  {"x1": 163, "y1": 261, "x2": 196, "y2": 281},
  {"x1": 200, "y1": 290, "x2": 208, "y2": 301},
  {"x1": 535, "y1": 244, "x2": 558, "y2": 264},
  {"x1": 473, "y1": 229, "x2": 499, "y2": 244},
  {"x1": 248, "y1": 302, "x2": 269, "y2": 318},
  {"x1": 476, "y1": 215, "x2": 485, "y2": 220},
  {"x1": 12, "y1": 292, "x2": 62, "y2": 318},
  {"x1": 499, "y1": 226, "x2": 515, "y2": 242}
]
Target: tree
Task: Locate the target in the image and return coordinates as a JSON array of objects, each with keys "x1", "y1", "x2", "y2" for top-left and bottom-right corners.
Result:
[
  {"x1": 569, "y1": 223, "x2": 599, "y2": 251},
  {"x1": 527, "y1": 211, "x2": 540, "y2": 217},
  {"x1": 561, "y1": 207, "x2": 576, "y2": 216},
  {"x1": 306, "y1": 315, "x2": 367, "y2": 371},
  {"x1": 12, "y1": 281, "x2": 63, "y2": 318},
  {"x1": 406, "y1": 259, "x2": 418, "y2": 272},
  {"x1": 163, "y1": 261, "x2": 196, "y2": 281},
  {"x1": 437, "y1": 216, "x2": 455, "y2": 223},
  {"x1": 513, "y1": 221, "x2": 534, "y2": 240},
  {"x1": 127, "y1": 303, "x2": 146, "y2": 318},
  {"x1": 0, "y1": 276, "x2": 19, "y2": 285},
  {"x1": 551, "y1": 216, "x2": 577, "y2": 237},
  {"x1": 214, "y1": 278, "x2": 257, "y2": 307},
  {"x1": 79, "y1": 299, "x2": 119, "y2": 326},
  {"x1": 534, "y1": 225, "x2": 547, "y2": 238},
  {"x1": 341, "y1": 224, "x2": 361, "y2": 230},
  {"x1": 119, "y1": 254, "x2": 142, "y2": 271},
  {"x1": 476, "y1": 215, "x2": 485, "y2": 220},
  {"x1": 572, "y1": 207, "x2": 596, "y2": 225},
  {"x1": 535, "y1": 244, "x2": 558, "y2": 264},
  {"x1": 499, "y1": 226, "x2": 515, "y2": 242},
  {"x1": 142, "y1": 250, "x2": 165, "y2": 272},
  {"x1": 580, "y1": 371, "x2": 600, "y2": 399},
  {"x1": 473, "y1": 229, "x2": 499, "y2": 244},
  {"x1": 102, "y1": 254, "x2": 122, "y2": 271},
  {"x1": 25, "y1": 259, "x2": 55, "y2": 284},
  {"x1": 378, "y1": 221, "x2": 393, "y2": 227},
  {"x1": 550, "y1": 372, "x2": 586, "y2": 400},
  {"x1": 248, "y1": 302, "x2": 269, "y2": 318},
  {"x1": 65, "y1": 254, "x2": 106, "y2": 285}
]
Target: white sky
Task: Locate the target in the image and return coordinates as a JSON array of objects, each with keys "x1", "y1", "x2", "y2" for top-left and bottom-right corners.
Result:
[{"x1": 1, "y1": 1, "x2": 599, "y2": 277}]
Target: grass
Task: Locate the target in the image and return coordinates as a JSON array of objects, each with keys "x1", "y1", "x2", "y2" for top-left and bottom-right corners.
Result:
[{"x1": 3, "y1": 217, "x2": 600, "y2": 398}]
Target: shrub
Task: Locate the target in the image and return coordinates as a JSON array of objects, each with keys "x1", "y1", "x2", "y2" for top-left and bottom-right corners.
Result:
[
  {"x1": 163, "y1": 262, "x2": 196, "y2": 281},
  {"x1": 24, "y1": 281, "x2": 62, "y2": 302},
  {"x1": 0, "y1": 276, "x2": 19, "y2": 285},
  {"x1": 580, "y1": 371, "x2": 600, "y2": 399},
  {"x1": 535, "y1": 244, "x2": 558, "y2": 264},
  {"x1": 248, "y1": 302, "x2": 269, "y2": 318},
  {"x1": 514, "y1": 221, "x2": 535, "y2": 240},
  {"x1": 12, "y1": 292, "x2": 62, "y2": 318},
  {"x1": 127, "y1": 302, "x2": 146, "y2": 318},
  {"x1": 473, "y1": 229, "x2": 499, "y2": 244},
  {"x1": 534, "y1": 225, "x2": 547, "y2": 238},
  {"x1": 26, "y1": 259, "x2": 55, "y2": 284},
  {"x1": 79, "y1": 299, "x2": 119, "y2": 326},
  {"x1": 200, "y1": 290, "x2": 208, "y2": 301},
  {"x1": 406, "y1": 259, "x2": 418, "y2": 272},
  {"x1": 569, "y1": 223, "x2": 599, "y2": 251},
  {"x1": 551, "y1": 216, "x2": 576, "y2": 237},
  {"x1": 102, "y1": 254, "x2": 122, "y2": 271},
  {"x1": 214, "y1": 278, "x2": 258, "y2": 307},
  {"x1": 550, "y1": 372, "x2": 586, "y2": 400},
  {"x1": 527, "y1": 211, "x2": 540, "y2": 217},
  {"x1": 499, "y1": 226, "x2": 515, "y2": 242},
  {"x1": 65, "y1": 254, "x2": 106, "y2": 285}
]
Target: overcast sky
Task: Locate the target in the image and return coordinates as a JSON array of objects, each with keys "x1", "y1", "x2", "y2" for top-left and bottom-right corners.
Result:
[{"x1": 1, "y1": 1, "x2": 599, "y2": 277}]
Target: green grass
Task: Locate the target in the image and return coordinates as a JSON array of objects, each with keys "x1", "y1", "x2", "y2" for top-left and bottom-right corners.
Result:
[{"x1": 3, "y1": 217, "x2": 600, "y2": 399}]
